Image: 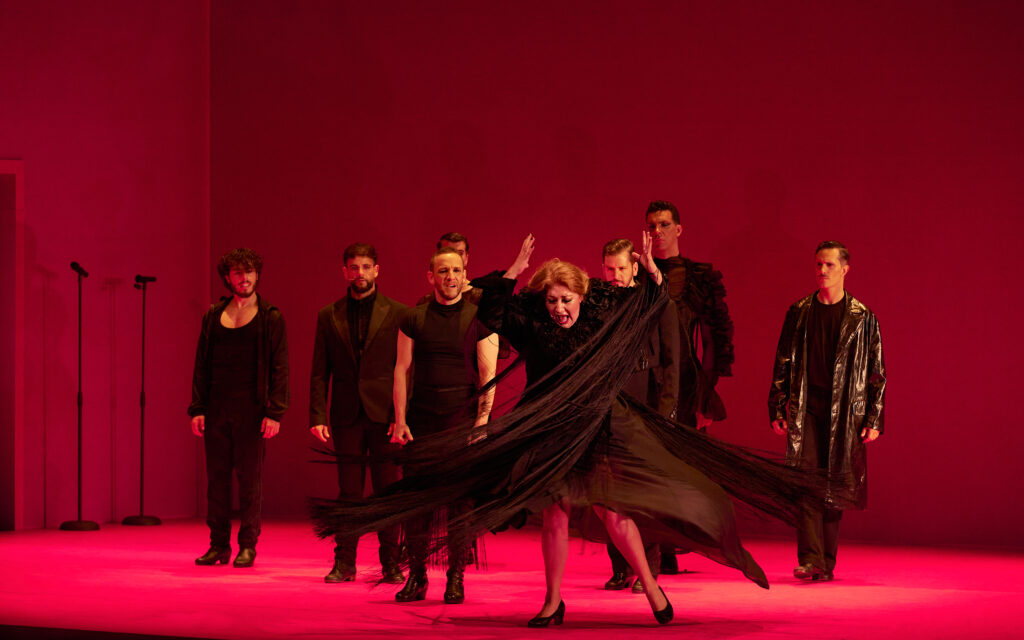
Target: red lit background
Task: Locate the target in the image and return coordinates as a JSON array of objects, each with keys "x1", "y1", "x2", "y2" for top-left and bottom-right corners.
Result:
[{"x1": 2, "y1": 0, "x2": 1022, "y2": 549}]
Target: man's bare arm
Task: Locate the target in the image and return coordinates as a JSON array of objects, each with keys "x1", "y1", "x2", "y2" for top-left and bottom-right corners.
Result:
[{"x1": 390, "y1": 330, "x2": 415, "y2": 445}]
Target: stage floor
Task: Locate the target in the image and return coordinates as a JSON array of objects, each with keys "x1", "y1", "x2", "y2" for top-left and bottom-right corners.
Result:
[{"x1": 0, "y1": 519, "x2": 1019, "y2": 639}]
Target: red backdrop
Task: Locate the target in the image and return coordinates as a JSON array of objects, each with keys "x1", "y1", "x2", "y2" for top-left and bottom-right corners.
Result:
[{"x1": 4, "y1": 1, "x2": 1022, "y2": 549}]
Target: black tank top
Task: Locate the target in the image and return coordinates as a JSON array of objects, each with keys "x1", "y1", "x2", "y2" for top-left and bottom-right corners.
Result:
[{"x1": 210, "y1": 311, "x2": 259, "y2": 401}]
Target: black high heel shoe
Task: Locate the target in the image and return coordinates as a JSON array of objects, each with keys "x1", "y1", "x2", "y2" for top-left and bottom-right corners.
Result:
[
  {"x1": 652, "y1": 587, "x2": 673, "y2": 625},
  {"x1": 528, "y1": 600, "x2": 565, "y2": 627}
]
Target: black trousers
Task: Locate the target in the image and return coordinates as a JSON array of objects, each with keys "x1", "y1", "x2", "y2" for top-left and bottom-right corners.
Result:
[
  {"x1": 204, "y1": 396, "x2": 265, "y2": 549},
  {"x1": 797, "y1": 408, "x2": 843, "y2": 572},
  {"x1": 403, "y1": 403, "x2": 472, "y2": 575},
  {"x1": 606, "y1": 541, "x2": 661, "y2": 578},
  {"x1": 333, "y1": 409, "x2": 402, "y2": 568}
]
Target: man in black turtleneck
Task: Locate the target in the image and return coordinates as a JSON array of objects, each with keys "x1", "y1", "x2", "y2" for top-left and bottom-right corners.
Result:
[
  {"x1": 310, "y1": 242, "x2": 407, "y2": 585},
  {"x1": 390, "y1": 247, "x2": 498, "y2": 605}
]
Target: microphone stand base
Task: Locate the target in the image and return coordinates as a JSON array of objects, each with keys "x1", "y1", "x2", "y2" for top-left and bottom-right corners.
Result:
[
  {"x1": 59, "y1": 520, "x2": 100, "y2": 531},
  {"x1": 122, "y1": 515, "x2": 162, "y2": 526}
]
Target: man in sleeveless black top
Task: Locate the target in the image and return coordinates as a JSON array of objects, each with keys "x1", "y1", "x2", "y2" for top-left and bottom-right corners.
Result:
[
  {"x1": 189, "y1": 248, "x2": 289, "y2": 569},
  {"x1": 415, "y1": 231, "x2": 512, "y2": 361},
  {"x1": 310, "y1": 243, "x2": 408, "y2": 584},
  {"x1": 390, "y1": 247, "x2": 498, "y2": 604},
  {"x1": 769, "y1": 241, "x2": 886, "y2": 581}
]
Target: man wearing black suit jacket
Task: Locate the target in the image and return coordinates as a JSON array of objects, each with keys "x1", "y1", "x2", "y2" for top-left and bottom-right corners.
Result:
[{"x1": 310, "y1": 242, "x2": 407, "y2": 584}]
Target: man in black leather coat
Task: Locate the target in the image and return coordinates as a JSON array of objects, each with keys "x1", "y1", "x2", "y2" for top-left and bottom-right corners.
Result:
[{"x1": 769, "y1": 241, "x2": 886, "y2": 581}]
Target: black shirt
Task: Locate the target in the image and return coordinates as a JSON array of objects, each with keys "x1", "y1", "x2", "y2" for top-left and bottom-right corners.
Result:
[
  {"x1": 210, "y1": 312, "x2": 259, "y2": 401},
  {"x1": 807, "y1": 294, "x2": 845, "y2": 407},
  {"x1": 346, "y1": 289, "x2": 377, "y2": 360},
  {"x1": 401, "y1": 298, "x2": 487, "y2": 415}
]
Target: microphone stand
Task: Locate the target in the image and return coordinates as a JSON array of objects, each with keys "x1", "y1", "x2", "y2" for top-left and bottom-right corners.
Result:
[
  {"x1": 123, "y1": 275, "x2": 161, "y2": 526},
  {"x1": 61, "y1": 262, "x2": 99, "y2": 531}
]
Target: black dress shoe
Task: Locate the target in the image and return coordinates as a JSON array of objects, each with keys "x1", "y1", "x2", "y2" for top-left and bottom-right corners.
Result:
[
  {"x1": 381, "y1": 563, "x2": 405, "y2": 584},
  {"x1": 604, "y1": 572, "x2": 632, "y2": 590},
  {"x1": 325, "y1": 560, "x2": 356, "y2": 583},
  {"x1": 794, "y1": 563, "x2": 825, "y2": 580},
  {"x1": 527, "y1": 600, "x2": 565, "y2": 627},
  {"x1": 819, "y1": 570, "x2": 835, "y2": 582},
  {"x1": 444, "y1": 569, "x2": 465, "y2": 604},
  {"x1": 395, "y1": 572, "x2": 428, "y2": 602},
  {"x1": 195, "y1": 547, "x2": 231, "y2": 566},
  {"x1": 632, "y1": 578, "x2": 646, "y2": 594},
  {"x1": 652, "y1": 587, "x2": 673, "y2": 625},
  {"x1": 233, "y1": 547, "x2": 256, "y2": 568}
]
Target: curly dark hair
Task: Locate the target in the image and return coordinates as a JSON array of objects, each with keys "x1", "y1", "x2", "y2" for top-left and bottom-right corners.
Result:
[{"x1": 217, "y1": 248, "x2": 263, "y2": 280}]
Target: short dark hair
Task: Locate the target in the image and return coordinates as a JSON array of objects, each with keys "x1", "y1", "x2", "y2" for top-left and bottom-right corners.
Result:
[
  {"x1": 645, "y1": 200, "x2": 679, "y2": 224},
  {"x1": 437, "y1": 231, "x2": 469, "y2": 252},
  {"x1": 217, "y1": 248, "x2": 263, "y2": 280},
  {"x1": 602, "y1": 238, "x2": 636, "y2": 262},
  {"x1": 343, "y1": 242, "x2": 378, "y2": 266},
  {"x1": 815, "y1": 240, "x2": 850, "y2": 265},
  {"x1": 429, "y1": 246, "x2": 463, "y2": 270}
]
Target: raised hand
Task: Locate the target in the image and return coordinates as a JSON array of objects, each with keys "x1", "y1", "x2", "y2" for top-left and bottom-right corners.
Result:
[
  {"x1": 632, "y1": 231, "x2": 662, "y2": 284},
  {"x1": 506, "y1": 233, "x2": 536, "y2": 280}
]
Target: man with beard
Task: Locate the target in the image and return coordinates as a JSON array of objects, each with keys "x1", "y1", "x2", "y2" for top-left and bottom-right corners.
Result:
[
  {"x1": 310, "y1": 242, "x2": 407, "y2": 584},
  {"x1": 769, "y1": 241, "x2": 886, "y2": 581},
  {"x1": 646, "y1": 200, "x2": 734, "y2": 574},
  {"x1": 189, "y1": 248, "x2": 289, "y2": 569},
  {"x1": 599, "y1": 239, "x2": 680, "y2": 594},
  {"x1": 390, "y1": 247, "x2": 498, "y2": 604}
]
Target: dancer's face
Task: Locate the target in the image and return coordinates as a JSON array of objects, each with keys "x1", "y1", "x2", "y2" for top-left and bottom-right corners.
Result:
[
  {"x1": 428, "y1": 253, "x2": 465, "y2": 302},
  {"x1": 815, "y1": 248, "x2": 848, "y2": 291},
  {"x1": 225, "y1": 267, "x2": 257, "y2": 298},
  {"x1": 344, "y1": 256, "x2": 379, "y2": 294},
  {"x1": 602, "y1": 251, "x2": 637, "y2": 287},
  {"x1": 545, "y1": 284, "x2": 582, "y2": 329},
  {"x1": 645, "y1": 209, "x2": 681, "y2": 254}
]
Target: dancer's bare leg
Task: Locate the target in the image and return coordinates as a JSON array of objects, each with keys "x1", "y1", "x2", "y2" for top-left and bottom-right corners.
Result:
[
  {"x1": 595, "y1": 506, "x2": 668, "y2": 612},
  {"x1": 536, "y1": 499, "x2": 570, "y2": 618}
]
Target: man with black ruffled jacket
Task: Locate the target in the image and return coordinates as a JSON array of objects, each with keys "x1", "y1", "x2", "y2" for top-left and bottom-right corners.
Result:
[{"x1": 646, "y1": 199, "x2": 735, "y2": 575}]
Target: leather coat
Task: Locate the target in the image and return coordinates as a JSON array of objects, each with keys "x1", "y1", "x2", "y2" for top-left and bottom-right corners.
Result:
[{"x1": 768, "y1": 292, "x2": 885, "y2": 509}]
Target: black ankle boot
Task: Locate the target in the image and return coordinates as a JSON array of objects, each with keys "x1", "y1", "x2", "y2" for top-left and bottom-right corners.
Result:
[
  {"x1": 604, "y1": 571, "x2": 631, "y2": 590},
  {"x1": 444, "y1": 568, "x2": 465, "y2": 604},
  {"x1": 325, "y1": 559, "x2": 356, "y2": 583},
  {"x1": 395, "y1": 571, "x2": 428, "y2": 602},
  {"x1": 232, "y1": 547, "x2": 256, "y2": 568},
  {"x1": 195, "y1": 546, "x2": 230, "y2": 565}
]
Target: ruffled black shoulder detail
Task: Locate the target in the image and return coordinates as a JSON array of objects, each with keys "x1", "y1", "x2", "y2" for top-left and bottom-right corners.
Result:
[{"x1": 681, "y1": 258, "x2": 735, "y2": 377}]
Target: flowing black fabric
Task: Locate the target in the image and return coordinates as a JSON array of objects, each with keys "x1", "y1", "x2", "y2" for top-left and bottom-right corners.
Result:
[{"x1": 311, "y1": 270, "x2": 833, "y2": 589}]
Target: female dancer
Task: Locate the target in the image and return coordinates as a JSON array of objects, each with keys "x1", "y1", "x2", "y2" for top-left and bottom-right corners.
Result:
[{"x1": 313, "y1": 233, "x2": 827, "y2": 626}]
